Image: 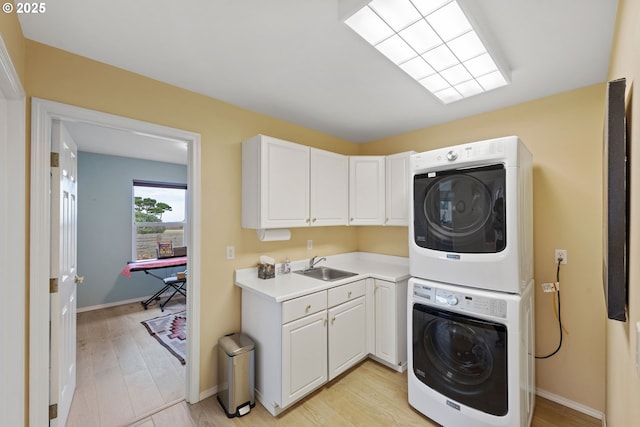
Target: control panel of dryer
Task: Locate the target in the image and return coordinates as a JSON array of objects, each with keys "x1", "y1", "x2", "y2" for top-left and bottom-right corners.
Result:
[{"x1": 413, "y1": 283, "x2": 507, "y2": 319}]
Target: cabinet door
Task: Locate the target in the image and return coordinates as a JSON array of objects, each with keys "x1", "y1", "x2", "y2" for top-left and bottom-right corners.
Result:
[
  {"x1": 261, "y1": 136, "x2": 310, "y2": 228},
  {"x1": 282, "y1": 310, "x2": 327, "y2": 407},
  {"x1": 310, "y1": 148, "x2": 349, "y2": 226},
  {"x1": 374, "y1": 280, "x2": 397, "y2": 364},
  {"x1": 328, "y1": 296, "x2": 367, "y2": 380},
  {"x1": 385, "y1": 152, "x2": 412, "y2": 226},
  {"x1": 349, "y1": 156, "x2": 385, "y2": 225}
]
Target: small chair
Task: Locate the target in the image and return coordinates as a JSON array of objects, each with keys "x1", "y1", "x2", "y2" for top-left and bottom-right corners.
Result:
[
  {"x1": 140, "y1": 272, "x2": 187, "y2": 310},
  {"x1": 159, "y1": 273, "x2": 187, "y2": 311}
]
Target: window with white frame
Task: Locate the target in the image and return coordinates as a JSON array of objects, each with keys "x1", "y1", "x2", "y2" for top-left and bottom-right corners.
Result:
[{"x1": 133, "y1": 180, "x2": 187, "y2": 260}]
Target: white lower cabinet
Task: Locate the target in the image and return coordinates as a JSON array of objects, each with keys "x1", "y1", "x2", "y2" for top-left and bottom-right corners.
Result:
[
  {"x1": 368, "y1": 278, "x2": 408, "y2": 370},
  {"x1": 282, "y1": 310, "x2": 327, "y2": 407},
  {"x1": 241, "y1": 277, "x2": 404, "y2": 416},
  {"x1": 328, "y1": 281, "x2": 367, "y2": 380}
]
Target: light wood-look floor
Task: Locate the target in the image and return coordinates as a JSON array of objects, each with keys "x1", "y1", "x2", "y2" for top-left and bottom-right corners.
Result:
[
  {"x1": 68, "y1": 299, "x2": 186, "y2": 427},
  {"x1": 131, "y1": 359, "x2": 602, "y2": 427},
  {"x1": 70, "y1": 301, "x2": 601, "y2": 427}
]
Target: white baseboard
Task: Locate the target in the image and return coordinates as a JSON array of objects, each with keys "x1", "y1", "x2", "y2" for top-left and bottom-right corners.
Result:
[
  {"x1": 536, "y1": 388, "x2": 604, "y2": 420},
  {"x1": 77, "y1": 296, "x2": 145, "y2": 312},
  {"x1": 199, "y1": 385, "x2": 218, "y2": 401},
  {"x1": 77, "y1": 292, "x2": 181, "y2": 313}
]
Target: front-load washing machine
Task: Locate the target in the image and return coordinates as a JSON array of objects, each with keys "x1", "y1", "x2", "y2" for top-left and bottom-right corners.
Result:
[
  {"x1": 408, "y1": 277, "x2": 535, "y2": 427},
  {"x1": 410, "y1": 136, "x2": 533, "y2": 294}
]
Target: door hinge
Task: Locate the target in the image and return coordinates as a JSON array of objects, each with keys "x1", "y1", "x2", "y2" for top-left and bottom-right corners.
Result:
[
  {"x1": 49, "y1": 278, "x2": 58, "y2": 293},
  {"x1": 50, "y1": 152, "x2": 59, "y2": 168},
  {"x1": 49, "y1": 403, "x2": 58, "y2": 420}
]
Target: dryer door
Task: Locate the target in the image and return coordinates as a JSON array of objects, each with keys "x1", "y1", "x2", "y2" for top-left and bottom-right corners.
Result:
[
  {"x1": 413, "y1": 164, "x2": 506, "y2": 253},
  {"x1": 411, "y1": 303, "x2": 508, "y2": 416}
]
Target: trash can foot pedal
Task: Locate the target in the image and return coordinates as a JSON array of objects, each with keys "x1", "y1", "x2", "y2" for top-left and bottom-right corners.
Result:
[{"x1": 238, "y1": 403, "x2": 251, "y2": 416}]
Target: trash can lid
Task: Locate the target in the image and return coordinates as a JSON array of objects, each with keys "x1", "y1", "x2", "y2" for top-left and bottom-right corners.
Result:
[{"x1": 219, "y1": 332, "x2": 255, "y2": 356}]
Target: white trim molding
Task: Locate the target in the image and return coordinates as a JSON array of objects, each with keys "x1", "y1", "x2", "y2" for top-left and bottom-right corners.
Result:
[
  {"x1": 0, "y1": 35, "x2": 26, "y2": 427},
  {"x1": 536, "y1": 388, "x2": 604, "y2": 420},
  {"x1": 30, "y1": 98, "x2": 202, "y2": 426}
]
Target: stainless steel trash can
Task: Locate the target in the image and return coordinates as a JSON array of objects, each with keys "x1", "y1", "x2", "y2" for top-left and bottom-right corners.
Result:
[{"x1": 217, "y1": 332, "x2": 255, "y2": 418}]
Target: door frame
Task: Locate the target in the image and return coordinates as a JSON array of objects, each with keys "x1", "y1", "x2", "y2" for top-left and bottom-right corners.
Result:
[
  {"x1": 29, "y1": 98, "x2": 202, "y2": 426},
  {"x1": 0, "y1": 36, "x2": 26, "y2": 427}
]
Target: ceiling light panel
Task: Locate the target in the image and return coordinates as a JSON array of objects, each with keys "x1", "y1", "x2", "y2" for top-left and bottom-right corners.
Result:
[
  {"x1": 345, "y1": 6, "x2": 394, "y2": 45},
  {"x1": 400, "y1": 56, "x2": 435, "y2": 80},
  {"x1": 369, "y1": 0, "x2": 421, "y2": 31},
  {"x1": 399, "y1": 20, "x2": 440, "y2": 53},
  {"x1": 425, "y1": 2, "x2": 470, "y2": 41},
  {"x1": 376, "y1": 35, "x2": 416, "y2": 64},
  {"x1": 345, "y1": 0, "x2": 510, "y2": 103}
]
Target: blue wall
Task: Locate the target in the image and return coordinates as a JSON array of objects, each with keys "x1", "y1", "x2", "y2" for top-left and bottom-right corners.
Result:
[{"x1": 77, "y1": 152, "x2": 188, "y2": 309}]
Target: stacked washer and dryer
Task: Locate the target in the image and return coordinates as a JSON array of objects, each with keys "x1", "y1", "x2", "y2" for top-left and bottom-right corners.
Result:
[{"x1": 407, "y1": 136, "x2": 535, "y2": 427}]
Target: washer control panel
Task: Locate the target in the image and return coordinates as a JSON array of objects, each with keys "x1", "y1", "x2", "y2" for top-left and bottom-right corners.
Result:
[
  {"x1": 413, "y1": 283, "x2": 507, "y2": 319},
  {"x1": 410, "y1": 136, "x2": 511, "y2": 171}
]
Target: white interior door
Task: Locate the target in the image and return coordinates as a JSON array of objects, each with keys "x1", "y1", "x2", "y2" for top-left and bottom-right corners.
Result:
[{"x1": 49, "y1": 120, "x2": 78, "y2": 427}]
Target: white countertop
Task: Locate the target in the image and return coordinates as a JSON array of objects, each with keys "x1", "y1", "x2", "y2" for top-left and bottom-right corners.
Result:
[{"x1": 235, "y1": 252, "x2": 410, "y2": 302}]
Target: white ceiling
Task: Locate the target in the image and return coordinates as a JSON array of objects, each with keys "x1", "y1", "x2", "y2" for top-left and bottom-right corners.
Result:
[
  {"x1": 19, "y1": 0, "x2": 618, "y2": 152},
  {"x1": 62, "y1": 121, "x2": 188, "y2": 165}
]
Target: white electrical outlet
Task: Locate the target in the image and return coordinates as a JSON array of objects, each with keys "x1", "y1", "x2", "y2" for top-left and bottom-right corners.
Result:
[
  {"x1": 307, "y1": 240, "x2": 313, "y2": 250},
  {"x1": 226, "y1": 246, "x2": 235, "y2": 260},
  {"x1": 554, "y1": 249, "x2": 567, "y2": 264}
]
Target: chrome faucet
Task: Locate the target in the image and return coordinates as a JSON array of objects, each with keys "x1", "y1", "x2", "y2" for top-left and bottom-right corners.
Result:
[{"x1": 308, "y1": 256, "x2": 326, "y2": 270}]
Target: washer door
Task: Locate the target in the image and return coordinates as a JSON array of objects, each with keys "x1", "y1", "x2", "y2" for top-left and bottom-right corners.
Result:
[
  {"x1": 412, "y1": 303, "x2": 508, "y2": 416},
  {"x1": 413, "y1": 164, "x2": 506, "y2": 253}
]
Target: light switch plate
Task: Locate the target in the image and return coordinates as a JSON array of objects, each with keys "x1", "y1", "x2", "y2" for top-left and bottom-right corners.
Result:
[{"x1": 226, "y1": 246, "x2": 235, "y2": 260}]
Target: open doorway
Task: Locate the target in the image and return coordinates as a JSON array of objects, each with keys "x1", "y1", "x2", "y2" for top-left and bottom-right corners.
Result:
[
  {"x1": 66, "y1": 121, "x2": 189, "y2": 425},
  {"x1": 29, "y1": 98, "x2": 202, "y2": 426}
]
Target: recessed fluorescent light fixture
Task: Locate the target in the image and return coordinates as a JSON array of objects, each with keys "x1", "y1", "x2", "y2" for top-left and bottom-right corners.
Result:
[{"x1": 345, "y1": 0, "x2": 510, "y2": 103}]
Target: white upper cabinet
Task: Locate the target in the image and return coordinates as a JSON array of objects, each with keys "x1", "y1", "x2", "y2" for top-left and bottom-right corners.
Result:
[
  {"x1": 242, "y1": 135, "x2": 349, "y2": 229},
  {"x1": 349, "y1": 156, "x2": 386, "y2": 226},
  {"x1": 242, "y1": 135, "x2": 310, "y2": 229},
  {"x1": 310, "y1": 148, "x2": 349, "y2": 226},
  {"x1": 385, "y1": 151, "x2": 414, "y2": 226},
  {"x1": 243, "y1": 134, "x2": 410, "y2": 229}
]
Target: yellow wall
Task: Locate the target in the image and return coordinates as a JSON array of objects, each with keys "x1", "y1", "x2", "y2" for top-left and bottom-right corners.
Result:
[
  {"x1": 605, "y1": 0, "x2": 640, "y2": 425},
  {"x1": 0, "y1": 6, "x2": 26, "y2": 84},
  {"x1": 359, "y1": 85, "x2": 607, "y2": 412},
  {"x1": 24, "y1": 40, "x2": 361, "y2": 393}
]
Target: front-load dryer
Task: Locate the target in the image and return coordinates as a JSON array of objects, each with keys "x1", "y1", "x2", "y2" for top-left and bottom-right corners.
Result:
[
  {"x1": 408, "y1": 277, "x2": 535, "y2": 427},
  {"x1": 410, "y1": 136, "x2": 533, "y2": 294}
]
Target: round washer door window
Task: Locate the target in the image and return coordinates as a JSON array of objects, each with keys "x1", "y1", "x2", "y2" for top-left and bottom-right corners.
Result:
[
  {"x1": 423, "y1": 175, "x2": 492, "y2": 242},
  {"x1": 423, "y1": 318, "x2": 494, "y2": 386}
]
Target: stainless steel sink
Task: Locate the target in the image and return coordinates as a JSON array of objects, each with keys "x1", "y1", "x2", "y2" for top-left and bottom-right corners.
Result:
[{"x1": 293, "y1": 266, "x2": 358, "y2": 282}]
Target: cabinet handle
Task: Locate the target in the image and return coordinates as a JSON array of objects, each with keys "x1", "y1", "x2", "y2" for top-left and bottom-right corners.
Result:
[
  {"x1": 306, "y1": 218, "x2": 310, "y2": 223},
  {"x1": 331, "y1": 316, "x2": 336, "y2": 324},
  {"x1": 348, "y1": 291, "x2": 352, "y2": 298},
  {"x1": 312, "y1": 217, "x2": 317, "y2": 222},
  {"x1": 305, "y1": 304, "x2": 311, "y2": 312},
  {"x1": 350, "y1": 218, "x2": 354, "y2": 222},
  {"x1": 385, "y1": 218, "x2": 389, "y2": 223}
]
